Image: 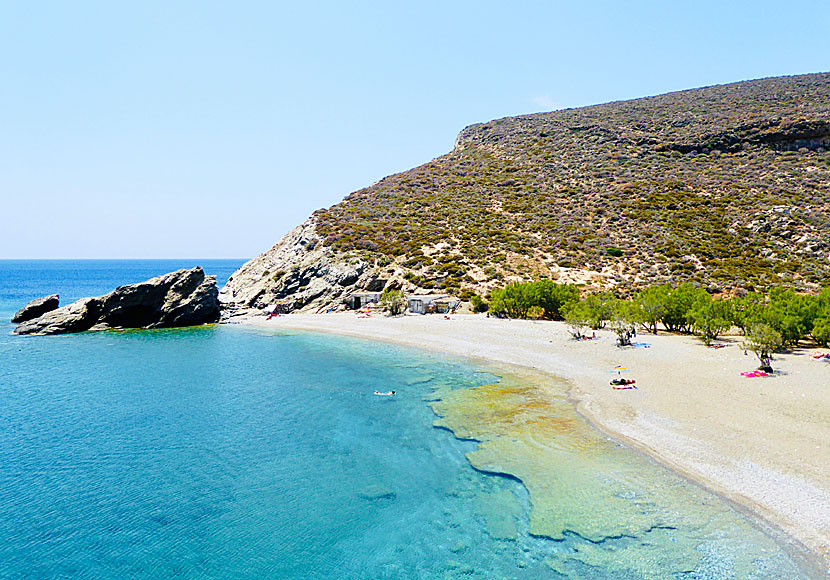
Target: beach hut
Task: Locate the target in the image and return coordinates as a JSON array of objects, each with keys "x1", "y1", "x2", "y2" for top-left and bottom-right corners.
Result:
[
  {"x1": 407, "y1": 294, "x2": 459, "y2": 314},
  {"x1": 350, "y1": 292, "x2": 383, "y2": 310}
]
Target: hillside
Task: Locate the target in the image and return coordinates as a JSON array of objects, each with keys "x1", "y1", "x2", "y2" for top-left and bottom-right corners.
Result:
[{"x1": 221, "y1": 73, "x2": 830, "y2": 313}]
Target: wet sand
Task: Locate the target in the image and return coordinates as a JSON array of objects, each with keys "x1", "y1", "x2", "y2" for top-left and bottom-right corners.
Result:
[{"x1": 233, "y1": 312, "x2": 830, "y2": 574}]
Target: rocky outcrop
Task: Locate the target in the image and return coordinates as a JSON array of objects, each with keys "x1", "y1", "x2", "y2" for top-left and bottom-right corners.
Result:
[
  {"x1": 13, "y1": 267, "x2": 220, "y2": 335},
  {"x1": 220, "y1": 218, "x2": 397, "y2": 316},
  {"x1": 11, "y1": 294, "x2": 60, "y2": 323}
]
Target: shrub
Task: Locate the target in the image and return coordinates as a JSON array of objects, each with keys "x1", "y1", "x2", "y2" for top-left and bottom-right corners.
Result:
[
  {"x1": 488, "y1": 280, "x2": 579, "y2": 320},
  {"x1": 527, "y1": 306, "x2": 545, "y2": 320},
  {"x1": 470, "y1": 294, "x2": 489, "y2": 313},
  {"x1": 380, "y1": 289, "x2": 407, "y2": 316},
  {"x1": 606, "y1": 247, "x2": 624, "y2": 257}
]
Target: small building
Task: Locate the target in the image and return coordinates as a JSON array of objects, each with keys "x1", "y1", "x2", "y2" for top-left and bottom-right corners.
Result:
[
  {"x1": 407, "y1": 294, "x2": 459, "y2": 314},
  {"x1": 263, "y1": 299, "x2": 293, "y2": 315},
  {"x1": 350, "y1": 292, "x2": 383, "y2": 310}
]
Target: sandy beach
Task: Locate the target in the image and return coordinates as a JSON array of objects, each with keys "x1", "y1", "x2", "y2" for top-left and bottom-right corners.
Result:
[{"x1": 234, "y1": 312, "x2": 830, "y2": 574}]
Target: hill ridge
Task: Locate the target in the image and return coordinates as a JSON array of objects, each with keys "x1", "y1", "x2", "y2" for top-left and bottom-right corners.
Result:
[{"x1": 222, "y1": 72, "x2": 830, "y2": 313}]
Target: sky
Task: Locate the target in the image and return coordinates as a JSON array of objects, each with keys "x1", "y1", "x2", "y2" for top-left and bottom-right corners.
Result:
[{"x1": 1, "y1": 1, "x2": 828, "y2": 258}]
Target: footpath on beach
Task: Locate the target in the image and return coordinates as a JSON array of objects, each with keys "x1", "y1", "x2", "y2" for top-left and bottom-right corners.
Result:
[{"x1": 233, "y1": 311, "x2": 830, "y2": 571}]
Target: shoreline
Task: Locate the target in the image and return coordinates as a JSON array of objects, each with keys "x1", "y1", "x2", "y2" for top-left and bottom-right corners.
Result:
[{"x1": 231, "y1": 312, "x2": 830, "y2": 576}]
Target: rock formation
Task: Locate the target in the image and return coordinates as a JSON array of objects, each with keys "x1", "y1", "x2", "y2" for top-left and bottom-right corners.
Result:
[
  {"x1": 13, "y1": 267, "x2": 220, "y2": 335},
  {"x1": 11, "y1": 294, "x2": 60, "y2": 323},
  {"x1": 219, "y1": 218, "x2": 393, "y2": 315}
]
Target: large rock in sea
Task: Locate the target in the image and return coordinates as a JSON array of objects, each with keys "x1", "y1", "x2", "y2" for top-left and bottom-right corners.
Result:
[
  {"x1": 11, "y1": 294, "x2": 60, "y2": 323},
  {"x1": 13, "y1": 267, "x2": 220, "y2": 335}
]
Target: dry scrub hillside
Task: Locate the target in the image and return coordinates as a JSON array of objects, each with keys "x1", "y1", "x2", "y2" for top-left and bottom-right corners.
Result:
[
  {"x1": 313, "y1": 72, "x2": 830, "y2": 296},
  {"x1": 223, "y1": 73, "x2": 830, "y2": 313}
]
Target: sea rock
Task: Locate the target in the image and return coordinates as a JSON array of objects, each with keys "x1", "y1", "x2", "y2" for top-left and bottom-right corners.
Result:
[
  {"x1": 357, "y1": 483, "x2": 396, "y2": 500},
  {"x1": 13, "y1": 267, "x2": 220, "y2": 336},
  {"x1": 11, "y1": 294, "x2": 60, "y2": 323}
]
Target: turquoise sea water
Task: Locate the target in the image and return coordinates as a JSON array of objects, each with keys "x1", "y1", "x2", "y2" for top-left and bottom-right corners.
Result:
[{"x1": 0, "y1": 261, "x2": 820, "y2": 579}]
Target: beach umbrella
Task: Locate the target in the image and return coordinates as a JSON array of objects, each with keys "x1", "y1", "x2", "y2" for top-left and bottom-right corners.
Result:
[{"x1": 610, "y1": 365, "x2": 629, "y2": 375}]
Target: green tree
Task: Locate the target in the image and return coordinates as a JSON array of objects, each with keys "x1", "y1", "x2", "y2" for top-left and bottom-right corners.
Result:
[
  {"x1": 764, "y1": 288, "x2": 818, "y2": 347},
  {"x1": 631, "y1": 285, "x2": 668, "y2": 334},
  {"x1": 660, "y1": 283, "x2": 710, "y2": 333},
  {"x1": 532, "y1": 280, "x2": 580, "y2": 320},
  {"x1": 563, "y1": 300, "x2": 591, "y2": 339},
  {"x1": 489, "y1": 282, "x2": 536, "y2": 318},
  {"x1": 488, "y1": 281, "x2": 579, "y2": 320},
  {"x1": 380, "y1": 288, "x2": 407, "y2": 316},
  {"x1": 691, "y1": 298, "x2": 732, "y2": 346},
  {"x1": 611, "y1": 300, "x2": 638, "y2": 347},
  {"x1": 811, "y1": 288, "x2": 830, "y2": 347},
  {"x1": 742, "y1": 323, "x2": 783, "y2": 372},
  {"x1": 812, "y1": 317, "x2": 830, "y2": 347},
  {"x1": 583, "y1": 292, "x2": 616, "y2": 329},
  {"x1": 729, "y1": 292, "x2": 766, "y2": 336}
]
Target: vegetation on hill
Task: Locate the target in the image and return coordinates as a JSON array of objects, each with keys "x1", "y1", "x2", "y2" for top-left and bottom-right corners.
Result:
[{"x1": 313, "y1": 73, "x2": 830, "y2": 296}]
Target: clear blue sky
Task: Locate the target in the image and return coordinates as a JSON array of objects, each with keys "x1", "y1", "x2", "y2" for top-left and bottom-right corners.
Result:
[{"x1": 2, "y1": 1, "x2": 828, "y2": 258}]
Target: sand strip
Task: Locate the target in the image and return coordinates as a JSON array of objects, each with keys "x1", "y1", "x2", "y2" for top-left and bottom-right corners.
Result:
[{"x1": 232, "y1": 312, "x2": 830, "y2": 574}]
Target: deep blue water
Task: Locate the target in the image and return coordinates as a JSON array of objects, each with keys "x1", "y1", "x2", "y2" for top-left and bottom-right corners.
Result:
[{"x1": 0, "y1": 261, "x2": 820, "y2": 579}]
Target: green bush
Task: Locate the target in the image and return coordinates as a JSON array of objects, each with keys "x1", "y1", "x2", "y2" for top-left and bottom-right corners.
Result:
[
  {"x1": 380, "y1": 288, "x2": 407, "y2": 316},
  {"x1": 470, "y1": 294, "x2": 489, "y2": 313},
  {"x1": 489, "y1": 280, "x2": 579, "y2": 320}
]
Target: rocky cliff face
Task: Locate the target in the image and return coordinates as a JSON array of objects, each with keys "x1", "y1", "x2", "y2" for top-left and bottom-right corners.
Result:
[
  {"x1": 219, "y1": 218, "x2": 398, "y2": 315},
  {"x1": 14, "y1": 267, "x2": 220, "y2": 335}
]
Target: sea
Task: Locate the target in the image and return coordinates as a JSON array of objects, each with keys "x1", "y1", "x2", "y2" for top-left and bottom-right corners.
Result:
[{"x1": 0, "y1": 260, "x2": 821, "y2": 579}]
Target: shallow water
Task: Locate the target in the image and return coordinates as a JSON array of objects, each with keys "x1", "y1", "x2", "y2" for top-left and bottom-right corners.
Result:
[{"x1": 0, "y1": 261, "x2": 819, "y2": 579}]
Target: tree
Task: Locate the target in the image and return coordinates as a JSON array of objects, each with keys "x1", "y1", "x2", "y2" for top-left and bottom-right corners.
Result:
[
  {"x1": 811, "y1": 317, "x2": 830, "y2": 347},
  {"x1": 488, "y1": 281, "x2": 579, "y2": 320},
  {"x1": 489, "y1": 282, "x2": 535, "y2": 318},
  {"x1": 742, "y1": 323, "x2": 783, "y2": 373},
  {"x1": 691, "y1": 298, "x2": 732, "y2": 346},
  {"x1": 532, "y1": 280, "x2": 580, "y2": 320},
  {"x1": 729, "y1": 292, "x2": 766, "y2": 336},
  {"x1": 380, "y1": 289, "x2": 407, "y2": 316},
  {"x1": 765, "y1": 287, "x2": 818, "y2": 347},
  {"x1": 583, "y1": 292, "x2": 616, "y2": 329},
  {"x1": 563, "y1": 300, "x2": 591, "y2": 339},
  {"x1": 811, "y1": 287, "x2": 830, "y2": 347},
  {"x1": 631, "y1": 285, "x2": 668, "y2": 334},
  {"x1": 611, "y1": 300, "x2": 638, "y2": 347},
  {"x1": 660, "y1": 283, "x2": 709, "y2": 333}
]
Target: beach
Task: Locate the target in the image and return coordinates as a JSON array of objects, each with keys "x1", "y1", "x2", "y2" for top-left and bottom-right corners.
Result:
[{"x1": 237, "y1": 311, "x2": 830, "y2": 574}]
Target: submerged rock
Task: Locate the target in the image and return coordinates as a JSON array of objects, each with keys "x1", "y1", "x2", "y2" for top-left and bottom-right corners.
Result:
[
  {"x1": 357, "y1": 483, "x2": 396, "y2": 500},
  {"x1": 11, "y1": 294, "x2": 60, "y2": 323},
  {"x1": 13, "y1": 267, "x2": 220, "y2": 335}
]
